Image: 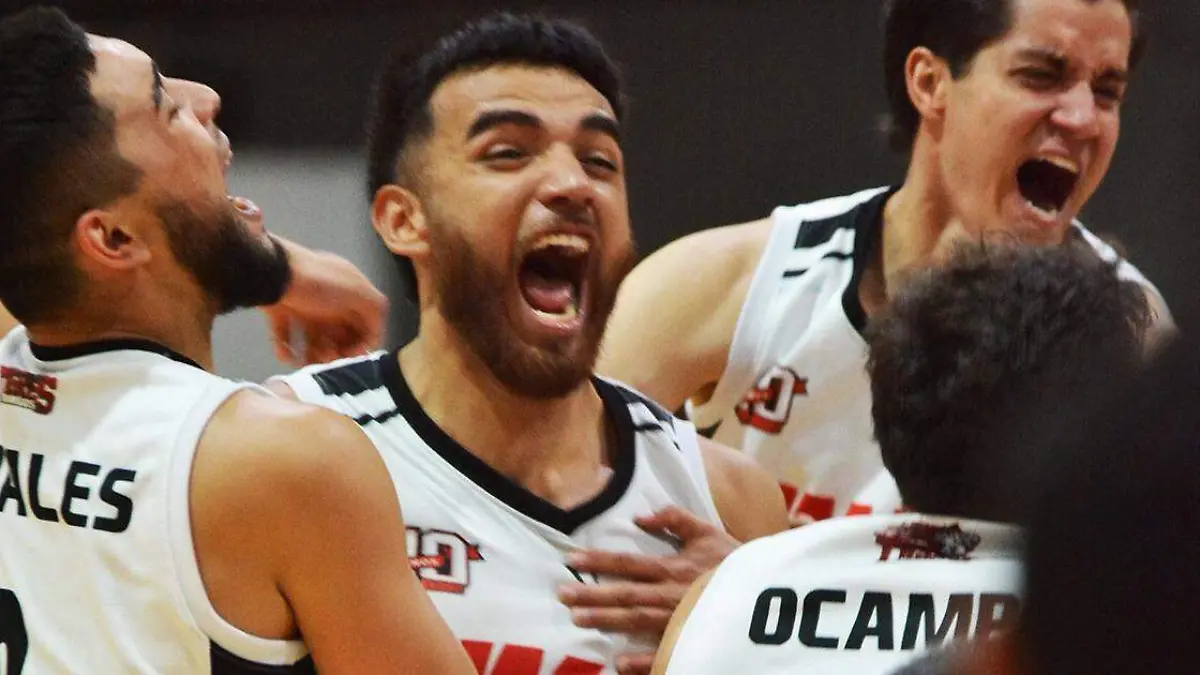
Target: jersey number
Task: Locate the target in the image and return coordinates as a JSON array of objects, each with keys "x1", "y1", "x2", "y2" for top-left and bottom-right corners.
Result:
[{"x1": 0, "y1": 589, "x2": 28, "y2": 675}]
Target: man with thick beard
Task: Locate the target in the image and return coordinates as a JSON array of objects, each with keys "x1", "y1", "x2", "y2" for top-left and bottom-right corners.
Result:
[
  {"x1": 272, "y1": 13, "x2": 788, "y2": 674},
  {"x1": 0, "y1": 8, "x2": 474, "y2": 674}
]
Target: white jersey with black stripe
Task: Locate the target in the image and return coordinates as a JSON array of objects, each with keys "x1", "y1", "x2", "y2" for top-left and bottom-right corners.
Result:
[
  {"x1": 278, "y1": 351, "x2": 723, "y2": 674},
  {"x1": 691, "y1": 186, "x2": 1172, "y2": 527},
  {"x1": 665, "y1": 513, "x2": 1023, "y2": 675},
  {"x1": 0, "y1": 327, "x2": 312, "y2": 674}
]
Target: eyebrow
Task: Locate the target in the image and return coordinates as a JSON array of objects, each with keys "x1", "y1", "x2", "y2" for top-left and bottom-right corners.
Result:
[
  {"x1": 466, "y1": 109, "x2": 541, "y2": 140},
  {"x1": 152, "y1": 63, "x2": 163, "y2": 111},
  {"x1": 1015, "y1": 47, "x2": 1128, "y2": 84},
  {"x1": 581, "y1": 113, "x2": 621, "y2": 144},
  {"x1": 465, "y1": 109, "x2": 622, "y2": 143}
]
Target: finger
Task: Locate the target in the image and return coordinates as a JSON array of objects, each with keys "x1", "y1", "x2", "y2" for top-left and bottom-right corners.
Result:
[
  {"x1": 616, "y1": 653, "x2": 655, "y2": 675},
  {"x1": 304, "y1": 326, "x2": 338, "y2": 365},
  {"x1": 266, "y1": 312, "x2": 299, "y2": 365},
  {"x1": 567, "y1": 550, "x2": 672, "y2": 581},
  {"x1": 635, "y1": 505, "x2": 723, "y2": 542},
  {"x1": 558, "y1": 582, "x2": 683, "y2": 609},
  {"x1": 569, "y1": 606, "x2": 673, "y2": 634}
]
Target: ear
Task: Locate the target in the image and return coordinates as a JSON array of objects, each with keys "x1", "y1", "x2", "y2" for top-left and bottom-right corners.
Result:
[
  {"x1": 372, "y1": 183, "x2": 430, "y2": 260},
  {"x1": 905, "y1": 46, "x2": 953, "y2": 129},
  {"x1": 74, "y1": 208, "x2": 151, "y2": 272}
]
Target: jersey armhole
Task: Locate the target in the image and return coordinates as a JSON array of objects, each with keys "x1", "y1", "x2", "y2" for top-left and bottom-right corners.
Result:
[
  {"x1": 265, "y1": 371, "x2": 325, "y2": 404},
  {"x1": 165, "y1": 382, "x2": 311, "y2": 666},
  {"x1": 690, "y1": 208, "x2": 797, "y2": 427},
  {"x1": 671, "y1": 417, "x2": 725, "y2": 528}
]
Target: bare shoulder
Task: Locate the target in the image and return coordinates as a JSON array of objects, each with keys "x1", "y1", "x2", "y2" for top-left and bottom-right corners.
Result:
[
  {"x1": 191, "y1": 389, "x2": 391, "y2": 538},
  {"x1": 651, "y1": 569, "x2": 718, "y2": 675},
  {"x1": 599, "y1": 217, "x2": 773, "y2": 410},
  {"x1": 699, "y1": 435, "x2": 789, "y2": 542}
]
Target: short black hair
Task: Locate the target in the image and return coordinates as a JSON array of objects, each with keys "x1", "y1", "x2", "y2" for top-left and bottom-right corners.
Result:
[
  {"x1": 365, "y1": 12, "x2": 625, "y2": 302},
  {"x1": 865, "y1": 242, "x2": 1149, "y2": 519},
  {"x1": 0, "y1": 6, "x2": 140, "y2": 324},
  {"x1": 881, "y1": 0, "x2": 1146, "y2": 151}
]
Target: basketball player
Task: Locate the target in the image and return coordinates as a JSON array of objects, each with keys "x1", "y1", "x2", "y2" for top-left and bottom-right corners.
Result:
[
  {"x1": 595, "y1": 0, "x2": 1172, "y2": 532},
  {"x1": 0, "y1": 8, "x2": 473, "y2": 673},
  {"x1": 650, "y1": 242, "x2": 1151, "y2": 674},
  {"x1": 269, "y1": 13, "x2": 789, "y2": 674}
]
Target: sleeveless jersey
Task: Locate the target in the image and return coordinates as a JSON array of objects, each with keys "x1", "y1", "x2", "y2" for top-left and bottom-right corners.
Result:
[
  {"x1": 665, "y1": 513, "x2": 1023, "y2": 675},
  {"x1": 0, "y1": 328, "x2": 311, "y2": 675},
  {"x1": 279, "y1": 351, "x2": 723, "y2": 675},
  {"x1": 691, "y1": 186, "x2": 1173, "y2": 526}
]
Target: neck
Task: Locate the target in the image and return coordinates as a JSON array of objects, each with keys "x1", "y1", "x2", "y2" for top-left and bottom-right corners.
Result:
[
  {"x1": 400, "y1": 312, "x2": 611, "y2": 506},
  {"x1": 24, "y1": 285, "x2": 217, "y2": 371},
  {"x1": 868, "y1": 138, "x2": 958, "y2": 312}
]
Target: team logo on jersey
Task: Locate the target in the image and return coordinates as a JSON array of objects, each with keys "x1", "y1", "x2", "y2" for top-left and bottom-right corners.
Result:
[
  {"x1": 875, "y1": 522, "x2": 982, "y2": 561},
  {"x1": 735, "y1": 367, "x2": 808, "y2": 434},
  {"x1": 0, "y1": 367, "x2": 57, "y2": 415},
  {"x1": 406, "y1": 527, "x2": 484, "y2": 594}
]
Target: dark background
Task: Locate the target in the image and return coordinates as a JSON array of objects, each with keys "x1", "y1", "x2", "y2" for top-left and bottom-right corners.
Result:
[{"x1": 15, "y1": 0, "x2": 1199, "y2": 341}]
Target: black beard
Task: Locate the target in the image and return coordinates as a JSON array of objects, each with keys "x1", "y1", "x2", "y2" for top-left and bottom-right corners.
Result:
[
  {"x1": 157, "y1": 197, "x2": 292, "y2": 314},
  {"x1": 429, "y1": 226, "x2": 635, "y2": 399}
]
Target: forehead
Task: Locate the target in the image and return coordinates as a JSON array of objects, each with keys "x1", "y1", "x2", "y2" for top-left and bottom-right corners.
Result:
[
  {"x1": 86, "y1": 34, "x2": 154, "y2": 116},
  {"x1": 999, "y1": 0, "x2": 1132, "y2": 66},
  {"x1": 428, "y1": 64, "x2": 615, "y2": 134}
]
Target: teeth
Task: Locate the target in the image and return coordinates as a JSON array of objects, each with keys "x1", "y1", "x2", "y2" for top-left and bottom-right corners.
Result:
[
  {"x1": 533, "y1": 234, "x2": 590, "y2": 256},
  {"x1": 1043, "y1": 156, "x2": 1079, "y2": 175},
  {"x1": 534, "y1": 303, "x2": 579, "y2": 321},
  {"x1": 1026, "y1": 198, "x2": 1059, "y2": 218}
]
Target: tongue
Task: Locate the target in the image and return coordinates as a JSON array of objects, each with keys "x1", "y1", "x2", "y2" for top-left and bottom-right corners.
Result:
[{"x1": 520, "y1": 268, "x2": 574, "y2": 314}]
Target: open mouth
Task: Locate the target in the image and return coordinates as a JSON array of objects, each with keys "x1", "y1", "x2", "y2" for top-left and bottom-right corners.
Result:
[
  {"x1": 1016, "y1": 158, "x2": 1079, "y2": 219},
  {"x1": 518, "y1": 233, "x2": 590, "y2": 322}
]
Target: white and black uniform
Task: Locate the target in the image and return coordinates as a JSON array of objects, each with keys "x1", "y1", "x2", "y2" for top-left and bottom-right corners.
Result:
[
  {"x1": 691, "y1": 186, "x2": 1172, "y2": 525},
  {"x1": 665, "y1": 513, "x2": 1023, "y2": 675},
  {"x1": 279, "y1": 351, "x2": 723, "y2": 675},
  {"x1": 0, "y1": 328, "x2": 312, "y2": 674}
]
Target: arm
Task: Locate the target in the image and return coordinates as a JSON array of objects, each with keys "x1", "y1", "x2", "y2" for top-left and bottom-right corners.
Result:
[
  {"x1": 650, "y1": 571, "x2": 715, "y2": 675},
  {"x1": 262, "y1": 235, "x2": 389, "y2": 366},
  {"x1": 0, "y1": 301, "x2": 15, "y2": 336},
  {"x1": 191, "y1": 391, "x2": 473, "y2": 674},
  {"x1": 699, "y1": 436, "x2": 789, "y2": 541},
  {"x1": 598, "y1": 219, "x2": 772, "y2": 411}
]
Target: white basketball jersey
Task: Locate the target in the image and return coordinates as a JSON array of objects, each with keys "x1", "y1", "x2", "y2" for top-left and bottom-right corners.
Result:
[
  {"x1": 691, "y1": 186, "x2": 1173, "y2": 526},
  {"x1": 666, "y1": 513, "x2": 1023, "y2": 675},
  {"x1": 280, "y1": 351, "x2": 723, "y2": 675},
  {"x1": 0, "y1": 328, "x2": 311, "y2": 674}
]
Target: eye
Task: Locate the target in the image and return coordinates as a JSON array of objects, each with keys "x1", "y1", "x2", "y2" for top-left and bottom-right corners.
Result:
[
  {"x1": 482, "y1": 146, "x2": 529, "y2": 167},
  {"x1": 1016, "y1": 68, "x2": 1059, "y2": 90},
  {"x1": 583, "y1": 154, "x2": 618, "y2": 172},
  {"x1": 1094, "y1": 86, "x2": 1125, "y2": 109}
]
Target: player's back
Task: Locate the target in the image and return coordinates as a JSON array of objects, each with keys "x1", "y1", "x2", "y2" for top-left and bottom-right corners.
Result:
[
  {"x1": 0, "y1": 327, "x2": 309, "y2": 674},
  {"x1": 663, "y1": 513, "x2": 1022, "y2": 675}
]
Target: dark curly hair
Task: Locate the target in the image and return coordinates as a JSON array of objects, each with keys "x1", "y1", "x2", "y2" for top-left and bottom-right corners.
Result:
[
  {"x1": 881, "y1": 0, "x2": 1146, "y2": 151},
  {"x1": 865, "y1": 242, "x2": 1150, "y2": 519},
  {"x1": 365, "y1": 12, "x2": 624, "y2": 303}
]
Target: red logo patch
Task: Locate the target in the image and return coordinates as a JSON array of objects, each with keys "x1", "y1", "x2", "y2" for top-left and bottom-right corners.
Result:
[
  {"x1": 0, "y1": 367, "x2": 57, "y2": 415},
  {"x1": 875, "y1": 522, "x2": 982, "y2": 561},
  {"x1": 735, "y1": 367, "x2": 808, "y2": 434},
  {"x1": 406, "y1": 527, "x2": 484, "y2": 594}
]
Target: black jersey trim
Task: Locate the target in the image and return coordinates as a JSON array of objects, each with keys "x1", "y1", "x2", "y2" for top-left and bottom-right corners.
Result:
[
  {"x1": 611, "y1": 383, "x2": 674, "y2": 424},
  {"x1": 379, "y1": 350, "x2": 638, "y2": 535},
  {"x1": 782, "y1": 250, "x2": 857, "y2": 278},
  {"x1": 841, "y1": 187, "x2": 899, "y2": 335},
  {"x1": 28, "y1": 338, "x2": 202, "y2": 370},
  {"x1": 209, "y1": 642, "x2": 315, "y2": 674},
  {"x1": 311, "y1": 358, "x2": 386, "y2": 397},
  {"x1": 793, "y1": 211, "x2": 854, "y2": 250}
]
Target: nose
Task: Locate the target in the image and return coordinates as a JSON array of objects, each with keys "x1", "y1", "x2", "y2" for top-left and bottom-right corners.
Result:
[
  {"x1": 171, "y1": 78, "x2": 222, "y2": 125},
  {"x1": 536, "y1": 145, "x2": 596, "y2": 218},
  {"x1": 1050, "y1": 81, "x2": 1100, "y2": 140}
]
